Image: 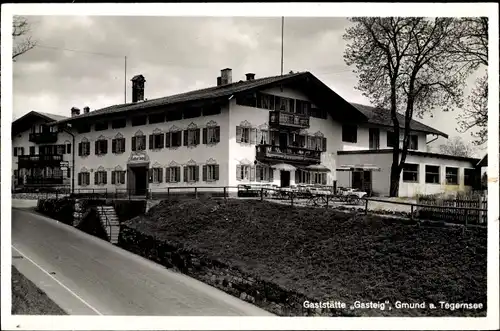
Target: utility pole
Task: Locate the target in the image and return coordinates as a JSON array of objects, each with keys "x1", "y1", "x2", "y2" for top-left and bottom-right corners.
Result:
[
  {"x1": 281, "y1": 16, "x2": 284, "y2": 76},
  {"x1": 124, "y1": 56, "x2": 127, "y2": 103}
]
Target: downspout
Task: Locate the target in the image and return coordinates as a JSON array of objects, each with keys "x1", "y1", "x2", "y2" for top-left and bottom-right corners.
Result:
[{"x1": 426, "y1": 134, "x2": 439, "y2": 145}]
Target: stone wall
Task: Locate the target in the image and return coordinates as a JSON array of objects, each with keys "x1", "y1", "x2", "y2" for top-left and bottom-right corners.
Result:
[{"x1": 118, "y1": 225, "x2": 357, "y2": 317}]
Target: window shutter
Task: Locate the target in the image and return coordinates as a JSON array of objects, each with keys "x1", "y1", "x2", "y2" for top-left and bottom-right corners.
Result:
[
  {"x1": 195, "y1": 129, "x2": 201, "y2": 145},
  {"x1": 250, "y1": 128, "x2": 257, "y2": 144},
  {"x1": 295, "y1": 170, "x2": 299, "y2": 183},
  {"x1": 184, "y1": 166, "x2": 188, "y2": 182},
  {"x1": 67, "y1": 144, "x2": 71, "y2": 154},
  {"x1": 183, "y1": 130, "x2": 188, "y2": 146},
  {"x1": 250, "y1": 166, "x2": 256, "y2": 181},
  {"x1": 236, "y1": 126, "x2": 242, "y2": 143},
  {"x1": 236, "y1": 165, "x2": 242, "y2": 181},
  {"x1": 112, "y1": 139, "x2": 117, "y2": 153},
  {"x1": 256, "y1": 165, "x2": 262, "y2": 182},
  {"x1": 95, "y1": 141, "x2": 99, "y2": 155},
  {"x1": 203, "y1": 128, "x2": 208, "y2": 144},
  {"x1": 103, "y1": 140, "x2": 108, "y2": 154},
  {"x1": 175, "y1": 167, "x2": 180, "y2": 182},
  {"x1": 122, "y1": 138, "x2": 126, "y2": 152},
  {"x1": 103, "y1": 171, "x2": 107, "y2": 184},
  {"x1": 165, "y1": 168, "x2": 171, "y2": 183},
  {"x1": 269, "y1": 167, "x2": 274, "y2": 182},
  {"x1": 111, "y1": 171, "x2": 116, "y2": 184},
  {"x1": 322, "y1": 138, "x2": 327, "y2": 152},
  {"x1": 195, "y1": 165, "x2": 200, "y2": 182},
  {"x1": 202, "y1": 165, "x2": 207, "y2": 182},
  {"x1": 94, "y1": 172, "x2": 98, "y2": 185},
  {"x1": 121, "y1": 171, "x2": 126, "y2": 184},
  {"x1": 159, "y1": 134, "x2": 165, "y2": 148},
  {"x1": 149, "y1": 135, "x2": 154, "y2": 149},
  {"x1": 214, "y1": 165, "x2": 219, "y2": 180},
  {"x1": 78, "y1": 173, "x2": 82, "y2": 186},
  {"x1": 132, "y1": 137, "x2": 137, "y2": 151},
  {"x1": 165, "y1": 133, "x2": 171, "y2": 147},
  {"x1": 159, "y1": 168, "x2": 164, "y2": 183},
  {"x1": 77, "y1": 143, "x2": 82, "y2": 156},
  {"x1": 215, "y1": 126, "x2": 220, "y2": 143},
  {"x1": 148, "y1": 169, "x2": 153, "y2": 183}
]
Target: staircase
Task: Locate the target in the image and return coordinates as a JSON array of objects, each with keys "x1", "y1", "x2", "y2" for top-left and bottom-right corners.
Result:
[{"x1": 96, "y1": 205, "x2": 120, "y2": 244}]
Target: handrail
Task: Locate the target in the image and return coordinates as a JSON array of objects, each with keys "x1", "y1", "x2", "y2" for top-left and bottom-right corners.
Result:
[{"x1": 99, "y1": 205, "x2": 113, "y2": 242}]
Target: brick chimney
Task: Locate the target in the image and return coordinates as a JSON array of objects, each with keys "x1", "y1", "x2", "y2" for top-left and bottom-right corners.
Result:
[
  {"x1": 71, "y1": 107, "x2": 80, "y2": 117},
  {"x1": 131, "y1": 74, "x2": 146, "y2": 103},
  {"x1": 220, "y1": 68, "x2": 232, "y2": 85},
  {"x1": 83, "y1": 106, "x2": 90, "y2": 114},
  {"x1": 245, "y1": 73, "x2": 255, "y2": 81},
  {"x1": 217, "y1": 76, "x2": 222, "y2": 86}
]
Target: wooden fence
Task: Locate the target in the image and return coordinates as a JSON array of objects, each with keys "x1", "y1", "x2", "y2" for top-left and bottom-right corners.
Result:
[{"x1": 416, "y1": 194, "x2": 488, "y2": 225}]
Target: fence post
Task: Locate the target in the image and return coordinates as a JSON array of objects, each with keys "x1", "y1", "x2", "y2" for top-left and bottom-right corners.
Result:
[
  {"x1": 223, "y1": 187, "x2": 227, "y2": 201},
  {"x1": 260, "y1": 188, "x2": 264, "y2": 201},
  {"x1": 410, "y1": 205, "x2": 414, "y2": 221},
  {"x1": 325, "y1": 194, "x2": 329, "y2": 209},
  {"x1": 195, "y1": 187, "x2": 198, "y2": 199},
  {"x1": 290, "y1": 191, "x2": 294, "y2": 207},
  {"x1": 364, "y1": 198, "x2": 369, "y2": 215},
  {"x1": 167, "y1": 187, "x2": 170, "y2": 199}
]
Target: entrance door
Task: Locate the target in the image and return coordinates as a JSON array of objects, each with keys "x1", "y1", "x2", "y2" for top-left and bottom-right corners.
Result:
[
  {"x1": 134, "y1": 167, "x2": 148, "y2": 196},
  {"x1": 352, "y1": 171, "x2": 363, "y2": 190},
  {"x1": 351, "y1": 170, "x2": 372, "y2": 195},
  {"x1": 280, "y1": 170, "x2": 290, "y2": 187}
]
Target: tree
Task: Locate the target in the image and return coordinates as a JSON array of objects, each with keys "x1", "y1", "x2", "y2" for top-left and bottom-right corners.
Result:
[
  {"x1": 344, "y1": 18, "x2": 471, "y2": 196},
  {"x1": 438, "y1": 136, "x2": 475, "y2": 157},
  {"x1": 451, "y1": 17, "x2": 489, "y2": 146},
  {"x1": 12, "y1": 16, "x2": 36, "y2": 61}
]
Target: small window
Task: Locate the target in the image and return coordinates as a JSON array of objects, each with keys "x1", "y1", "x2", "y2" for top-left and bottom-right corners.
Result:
[
  {"x1": 312, "y1": 172, "x2": 327, "y2": 185},
  {"x1": 183, "y1": 108, "x2": 202, "y2": 119},
  {"x1": 236, "y1": 126, "x2": 256, "y2": 144},
  {"x1": 274, "y1": 96, "x2": 294, "y2": 113},
  {"x1": 295, "y1": 100, "x2": 311, "y2": 115},
  {"x1": 183, "y1": 128, "x2": 200, "y2": 147},
  {"x1": 255, "y1": 165, "x2": 273, "y2": 182},
  {"x1": 203, "y1": 164, "x2": 219, "y2": 182},
  {"x1": 342, "y1": 124, "x2": 357, "y2": 143},
  {"x1": 425, "y1": 165, "x2": 440, "y2": 184},
  {"x1": 445, "y1": 167, "x2": 459, "y2": 185},
  {"x1": 166, "y1": 166, "x2": 181, "y2": 183},
  {"x1": 387, "y1": 131, "x2": 398, "y2": 148},
  {"x1": 112, "y1": 138, "x2": 126, "y2": 154},
  {"x1": 236, "y1": 93, "x2": 257, "y2": 108},
  {"x1": 409, "y1": 135, "x2": 419, "y2": 150},
  {"x1": 111, "y1": 171, "x2": 126, "y2": 185},
  {"x1": 78, "y1": 141, "x2": 91, "y2": 156},
  {"x1": 111, "y1": 118, "x2": 127, "y2": 129},
  {"x1": 132, "y1": 135, "x2": 146, "y2": 151},
  {"x1": 166, "y1": 110, "x2": 183, "y2": 122},
  {"x1": 150, "y1": 168, "x2": 163, "y2": 183},
  {"x1": 131, "y1": 115, "x2": 147, "y2": 127},
  {"x1": 184, "y1": 165, "x2": 199, "y2": 182},
  {"x1": 236, "y1": 165, "x2": 253, "y2": 181},
  {"x1": 464, "y1": 168, "x2": 475, "y2": 186},
  {"x1": 95, "y1": 139, "x2": 108, "y2": 155},
  {"x1": 203, "y1": 126, "x2": 220, "y2": 144},
  {"x1": 149, "y1": 113, "x2": 165, "y2": 124},
  {"x1": 203, "y1": 105, "x2": 222, "y2": 116},
  {"x1": 149, "y1": 133, "x2": 165, "y2": 149},
  {"x1": 402, "y1": 163, "x2": 419, "y2": 182},
  {"x1": 76, "y1": 123, "x2": 91, "y2": 133},
  {"x1": 78, "y1": 172, "x2": 90, "y2": 186},
  {"x1": 29, "y1": 146, "x2": 35, "y2": 155},
  {"x1": 166, "y1": 131, "x2": 182, "y2": 147},
  {"x1": 256, "y1": 93, "x2": 274, "y2": 110},
  {"x1": 95, "y1": 171, "x2": 107, "y2": 185},
  {"x1": 95, "y1": 121, "x2": 108, "y2": 131}
]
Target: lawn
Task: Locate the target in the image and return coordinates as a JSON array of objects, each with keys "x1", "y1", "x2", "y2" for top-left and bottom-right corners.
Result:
[
  {"x1": 125, "y1": 198, "x2": 487, "y2": 317},
  {"x1": 11, "y1": 266, "x2": 67, "y2": 315}
]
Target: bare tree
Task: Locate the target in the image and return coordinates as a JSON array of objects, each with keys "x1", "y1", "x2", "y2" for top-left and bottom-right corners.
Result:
[
  {"x1": 344, "y1": 18, "x2": 470, "y2": 197},
  {"x1": 438, "y1": 136, "x2": 475, "y2": 157},
  {"x1": 13, "y1": 16, "x2": 37, "y2": 61},
  {"x1": 452, "y1": 17, "x2": 489, "y2": 146}
]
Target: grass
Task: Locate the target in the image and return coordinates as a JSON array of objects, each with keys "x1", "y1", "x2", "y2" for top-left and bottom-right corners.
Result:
[
  {"x1": 11, "y1": 266, "x2": 67, "y2": 315},
  {"x1": 125, "y1": 197, "x2": 487, "y2": 317}
]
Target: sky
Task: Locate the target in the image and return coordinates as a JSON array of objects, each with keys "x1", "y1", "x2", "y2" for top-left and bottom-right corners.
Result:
[{"x1": 12, "y1": 16, "x2": 487, "y2": 156}]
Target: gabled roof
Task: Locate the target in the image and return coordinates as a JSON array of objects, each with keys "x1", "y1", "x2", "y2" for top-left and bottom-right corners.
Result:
[
  {"x1": 54, "y1": 71, "x2": 447, "y2": 138},
  {"x1": 350, "y1": 103, "x2": 448, "y2": 138},
  {"x1": 12, "y1": 111, "x2": 68, "y2": 136},
  {"x1": 477, "y1": 154, "x2": 488, "y2": 167}
]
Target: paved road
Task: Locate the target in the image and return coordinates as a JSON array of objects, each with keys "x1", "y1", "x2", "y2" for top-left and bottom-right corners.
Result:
[{"x1": 11, "y1": 207, "x2": 273, "y2": 316}]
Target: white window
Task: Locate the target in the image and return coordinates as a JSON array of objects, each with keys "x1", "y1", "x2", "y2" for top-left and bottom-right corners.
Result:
[
  {"x1": 185, "y1": 165, "x2": 198, "y2": 182},
  {"x1": 207, "y1": 127, "x2": 218, "y2": 143},
  {"x1": 152, "y1": 168, "x2": 163, "y2": 183},
  {"x1": 96, "y1": 171, "x2": 107, "y2": 185},
  {"x1": 167, "y1": 166, "x2": 180, "y2": 183},
  {"x1": 112, "y1": 171, "x2": 126, "y2": 185},
  {"x1": 237, "y1": 165, "x2": 251, "y2": 181},
  {"x1": 204, "y1": 164, "x2": 218, "y2": 182},
  {"x1": 78, "y1": 172, "x2": 90, "y2": 186},
  {"x1": 187, "y1": 129, "x2": 198, "y2": 145},
  {"x1": 133, "y1": 135, "x2": 146, "y2": 151}
]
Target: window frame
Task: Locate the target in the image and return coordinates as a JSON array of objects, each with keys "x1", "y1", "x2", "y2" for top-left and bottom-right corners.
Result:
[
  {"x1": 79, "y1": 172, "x2": 90, "y2": 186},
  {"x1": 402, "y1": 163, "x2": 419, "y2": 183},
  {"x1": 342, "y1": 124, "x2": 358, "y2": 143},
  {"x1": 425, "y1": 165, "x2": 441, "y2": 184},
  {"x1": 96, "y1": 171, "x2": 107, "y2": 185},
  {"x1": 445, "y1": 167, "x2": 459, "y2": 185},
  {"x1": 95, "y1": 139, "x2": 108, "y2": 155}
]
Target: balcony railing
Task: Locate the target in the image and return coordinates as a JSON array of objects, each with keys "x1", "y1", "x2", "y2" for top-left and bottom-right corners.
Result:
[
  {"x1": 256, "y1": 144, "x2": 321, "y2": 164},
  {"x1": 18, "y1": 154, "x2": 63, "y2": 168},
  {"x1": 24, "y1": 176, "x2": 64, "y2": 185},
  {"x1": 29, "y1": 132, "x2": 58, "y2": 144},
  {"x1": 269, "y1": 111, "x2": 310, "y2": 129}
]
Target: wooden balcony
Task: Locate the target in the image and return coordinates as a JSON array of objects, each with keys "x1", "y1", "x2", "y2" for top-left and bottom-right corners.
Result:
[
  {"x1": 18, "y1": 154, "x2": 63, "y2": 168},
  {"x1": 29, "y1": 132, "x2": 58, "y2": 144},
  {"x1": 256, "y1": 144, "x2": 321, "y2": 164},
  {"x1": 269, "y1": 111, "x2": 309, "y2": 129}
]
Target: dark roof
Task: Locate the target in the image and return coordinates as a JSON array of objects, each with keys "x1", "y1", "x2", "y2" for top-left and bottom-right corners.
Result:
[
  {"x1": 55, "y1": 71, "x2": 446, "y2": 138},
  {"x1": 12, "y1": 111, "x2": 68, "y2": 136},
  {"x1": 477, "y1": 154, "x2": 488, "y2": 167},
  {"x1": 350, "y1": 103, "x2": 448, "y2": 138}
]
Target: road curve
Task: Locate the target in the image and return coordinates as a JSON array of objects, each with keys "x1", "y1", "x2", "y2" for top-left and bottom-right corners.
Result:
[{"x1": 11, "y1": 207, "x2": 273, "y2": 316}]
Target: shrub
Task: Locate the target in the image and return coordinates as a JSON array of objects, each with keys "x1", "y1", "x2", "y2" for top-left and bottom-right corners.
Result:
[
  {"x1": 113, "y1": 200, "x2": 147, "y2": 222},
  {"x1": 37, "y1": 197, "x2": 75, "y2": 225}
]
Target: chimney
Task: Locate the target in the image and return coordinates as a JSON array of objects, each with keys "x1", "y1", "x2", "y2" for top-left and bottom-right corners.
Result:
[
  {"x1": 245, "y1": 73, "x2": 255, "y2": 81},
  {"x1": 71, "y1": 107, "x2": 80, "y2": 117},
  {"x1": 83, "y1": 106, "x2": 90, "y2": 114},
  {"x1": 217, "y1": 76, "x2": 222, "y2": 86},
  {"x1": 131, "y1": 74, "x2": 146, "y2": 103},
  {"x1": 220, "y1": 68, "x2": 232, "y2": 85}
]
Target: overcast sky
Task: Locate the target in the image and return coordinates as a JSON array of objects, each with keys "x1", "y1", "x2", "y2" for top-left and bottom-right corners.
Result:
[{"x1": 12, "y1": 16, "x2": 486, "y2": 156}]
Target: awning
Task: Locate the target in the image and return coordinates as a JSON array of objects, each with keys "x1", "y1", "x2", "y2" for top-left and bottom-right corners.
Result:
[
  {"x1": 337, "y1": 164, "x2": 382, "y2": 171},
  {"x1": 302, "y1": 164, "x2": 331, "y2": 172},
  {"x1": 272, "y1": 163, "x2": 297, "y2": 171}
]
